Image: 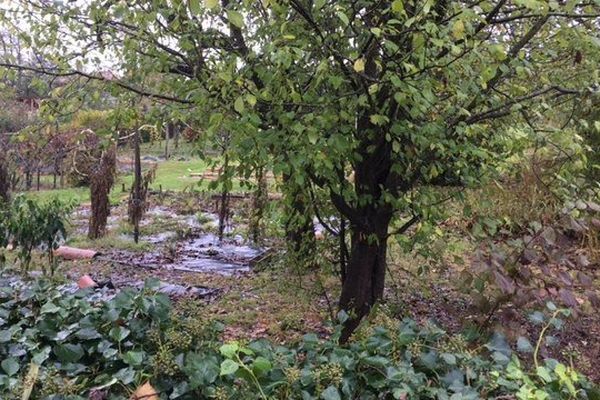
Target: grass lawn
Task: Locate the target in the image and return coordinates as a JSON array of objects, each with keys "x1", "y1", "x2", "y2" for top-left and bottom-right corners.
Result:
[{"x1": 21, "y1": 156, "x2": 245, "y2": 205}]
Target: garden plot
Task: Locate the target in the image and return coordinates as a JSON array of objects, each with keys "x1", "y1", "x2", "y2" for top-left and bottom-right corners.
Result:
[{"x1": 66, "y1": 201, "x2": 267, "y2": 276}]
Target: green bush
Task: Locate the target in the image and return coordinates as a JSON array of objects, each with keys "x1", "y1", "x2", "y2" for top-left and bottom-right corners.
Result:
[
  {"x1": 0, "y1": 279, "x2": 596, "y2": 400},
  {"x1": 1, "y1": 196, "x2": 73, "y2": 274}
]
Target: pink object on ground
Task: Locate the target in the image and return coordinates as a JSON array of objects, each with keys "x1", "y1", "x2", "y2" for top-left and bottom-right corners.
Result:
[
  {"x1": 54, "y1": 246, "x2": 98, "y2": 260},
  {"x1": 78, "y1": 275, "x2": 97, "y2": 289}
]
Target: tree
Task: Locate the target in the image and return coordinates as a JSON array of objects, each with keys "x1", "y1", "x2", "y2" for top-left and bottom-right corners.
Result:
[{"x1": 2, "y1": 0, "x2": 598, "y2": 338}]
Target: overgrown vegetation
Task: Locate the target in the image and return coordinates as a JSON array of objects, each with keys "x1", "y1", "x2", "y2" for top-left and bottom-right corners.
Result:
[{"x1": 0, "y1": 280, "x2": 595, "y2": 400}]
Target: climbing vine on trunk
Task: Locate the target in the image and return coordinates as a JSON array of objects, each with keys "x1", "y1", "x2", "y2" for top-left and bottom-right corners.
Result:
[{"x1": 88, "y1": 146, "x2": 116, "y2": 240}]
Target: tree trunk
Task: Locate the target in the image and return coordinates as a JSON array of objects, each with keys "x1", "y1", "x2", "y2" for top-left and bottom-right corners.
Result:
[
  {"x1": 0, "y1": 154, "x2": 10, "y2": 203},
  {"x1": 282, "y1": 173, "x2": 315, "y2": 258},
  {"x1": 25, "y1": 169, "x2": 32, "y2": 190},
  {"x1": 218, "y1": 153, "x2": 230, "y2": 241},
  {"x1": 132, "y1": 131, "x2": 142, "y2": 243},
  {"x1": 250, "y1": 166, "x2": 268, "y2": 244},
  {"x1": 339, "y1": 213, "x2": 391, "y2": 342},
  {"x1": 164, "y1": 122, "x2": 170, "y2": 160},
  {"x1": 174, "y1": 123, "x2": 180, "y2": 150}
]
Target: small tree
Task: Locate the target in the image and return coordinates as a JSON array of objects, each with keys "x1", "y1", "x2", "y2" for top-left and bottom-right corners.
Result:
[{"x1": 7, "y1": 196, "x2": 71, "y2": 274}]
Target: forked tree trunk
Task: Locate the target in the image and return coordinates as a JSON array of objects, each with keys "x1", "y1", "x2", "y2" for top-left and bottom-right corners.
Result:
[{"x1": 338, "y1": 212, "x2": 391, "y2": 342}]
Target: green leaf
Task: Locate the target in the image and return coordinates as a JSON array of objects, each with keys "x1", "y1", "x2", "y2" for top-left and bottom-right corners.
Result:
[
  {"x1": 1, "y1": 357, "x2": 19, "y2": 376},
  {"x1": 246, "y1": 94, "x2": 257, "y2": 107},
  {"x1": 252, "y1": 357, "x2": 272, "y2": 375},
  {"x1": 517, "y1": 337, "x2": 533, "y2": 353},
  {"x1": 189, "y1": 0, "x2": 201, "y2": 14},
  {"x1": 54, "y1": 343, "x2": 84, "y2": 363},
  {"x1": 204, "y1": 0, "x2": 218, "y2": 9},
  {"x1": 185, "y1": 354, "x2": 219, "y2": 387},
  {"x1": 109, "y1": 326, "x2": 130, "y2": 342},
  {"x1": 123, "y1": 351, "x2": 144, "y2": 366},
  {"x1": 321, "y1": 385, "x2": 341, "y2": 400},
  {"x1": 220, "y1": 359, "x2": 239, "y2": 376},
  {"x1": 227, "y1": 10, "x2": 244, "y2": 28},
  {"x1": 336, "y1": 11, "x2": 349, "y2": 26},
  {"x1": 392, "y1": 0, "x2": 405, "y2": 15},
  {"x1": 536, "y1": 366, "x2": 552, "y2": 383},
  {"x1": 234, "y1": 96, "x2": 245, "y2": 114},
  {"x1": 307, "y1": 130, "x2": 318, "y2": 145},
  {"x1": 369, "y1": 114, "x2": 388, "y2": 126},
  {"x1": 353, "y1": 58, "x2": 365, "y2": 73},
  {"x1": 219, "y1": 342, "x2": 239, "y2": 358},
  {"x1": 441, "y1": 353, "x2": 456, "y2": 365},
  {"x1": 489, "y1": 44, "x2": 507, "y2": 61},
  {"x1": 452, "y1": 19, "x2": 465, "y2": 40}
]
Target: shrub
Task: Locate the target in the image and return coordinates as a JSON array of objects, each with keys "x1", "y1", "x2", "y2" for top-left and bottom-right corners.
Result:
[
  {"x1": 0, "y1": 279, "x2": 596, "y2": 399},
  {"x1": 1, "y1": 196, "x2": 72, "y2": 275}
]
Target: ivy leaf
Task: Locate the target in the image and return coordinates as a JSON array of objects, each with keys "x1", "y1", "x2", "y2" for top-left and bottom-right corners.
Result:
[
  {"x1": 185, "y1": 354, "x2": 219, "y2": 388},
  {"x1": 321, "y1": 385, "x2": 341, "y2": 400},
  {"x1": 109, "y1": 326, "x2": 130, "y2": 342},
  {"x1": 353, "y1": 58, "x2": 365, "y2": 73},
  {"x1": 123, "y1": 351, "x2": 144, "y2": 366},
  {"x1": 54, "y1": 343, "x2": 84, "y2": 363},
  {"x1": 227, "y1": 10, "x2": 244, "y2": 28},
  {"x1": 516, "y1": 337, "x2": 533, "y2": 353},
  {"x1": 1, "y1": 357, "x2": 19, "y2": 376},
  {"x1": 220, "y1": 359, "x2": 239, "y2": 376}
]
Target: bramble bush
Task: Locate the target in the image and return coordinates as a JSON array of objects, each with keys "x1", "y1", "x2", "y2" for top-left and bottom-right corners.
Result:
[{"x1": 0, "y1": 278, "x2": 596, "y2": 400}]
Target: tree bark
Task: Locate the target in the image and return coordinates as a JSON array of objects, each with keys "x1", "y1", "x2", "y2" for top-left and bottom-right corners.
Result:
[
  {"x1": 282, "y1": 173, "x2": 315, "y2": 258},
  {"x1": 250, "y1": 166, "x2": 268, "y2": 244},
  {"x1": 164, "y1": 122, "x2": 170, "y2": 160},
  {"x1": 218, "y1": 153, "x2": 230, "y2": 241},
  {"x1": 0, "y1": 154, "x2": 10, "y2": 203},
  {"x1": 88, "y1": 147, "x2": 116, "y2": 239},
  {"x1": 338, "y1": 212, "x2": 391, "y2": 342},
  {"x1": 132, "y1": 131, "x2": 142, "y2": 243}
]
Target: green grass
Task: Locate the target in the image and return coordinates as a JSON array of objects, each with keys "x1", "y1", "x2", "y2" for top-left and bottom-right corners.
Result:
[
  {"x1": 21, "y1": 158, "x2": 219, "y2": 204},
  {"x1": 18, "y1": 144, "x2": 255, "y2": 205},
  {"x1": 123, "y1": 140, "x2": 200, "y2": 159},
  {"x1": 120, "y1": 159, "x2": 213, "y2": 192}
]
